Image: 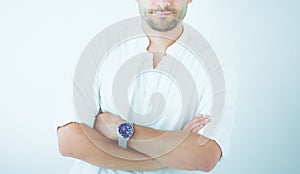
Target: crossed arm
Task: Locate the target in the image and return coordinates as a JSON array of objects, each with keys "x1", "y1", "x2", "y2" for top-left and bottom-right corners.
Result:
[{"x1": 57, "y1": 112, "x2": 221, "y2": 172}]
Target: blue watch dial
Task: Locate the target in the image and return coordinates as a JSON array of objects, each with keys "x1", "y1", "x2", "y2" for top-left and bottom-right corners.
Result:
[{"x1": 118, "y1": 122, "x2": 134, "y2": 138}]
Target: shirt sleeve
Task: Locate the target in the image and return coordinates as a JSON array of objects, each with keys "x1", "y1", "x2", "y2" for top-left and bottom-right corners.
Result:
[{"x1": 197, "y1": 56, "x2": 237, "y2": 159}]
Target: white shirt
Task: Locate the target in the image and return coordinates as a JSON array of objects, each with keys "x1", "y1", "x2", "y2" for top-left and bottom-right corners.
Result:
[{"x1": 71, "y1": 23, "x2": 236, "y2": 174}]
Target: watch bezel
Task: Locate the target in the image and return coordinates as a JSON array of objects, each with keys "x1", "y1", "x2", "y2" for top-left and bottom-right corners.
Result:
[{"x1": 117, "y1": 122, "x2": 134, "y2": 138}]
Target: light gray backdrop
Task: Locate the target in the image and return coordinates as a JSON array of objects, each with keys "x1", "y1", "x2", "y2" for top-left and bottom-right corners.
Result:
[{"x1": 0, "y1": 0, "x2": 299, "y2": 174}]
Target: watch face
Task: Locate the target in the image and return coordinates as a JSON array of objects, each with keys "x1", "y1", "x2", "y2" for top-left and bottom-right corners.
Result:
[{"x1": 118, "y1": 122, "x2": 134, "y2": 138}]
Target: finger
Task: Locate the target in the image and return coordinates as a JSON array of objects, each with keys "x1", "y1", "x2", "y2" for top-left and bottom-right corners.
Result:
[
  {"x1": 183, "y1": 121, "x2": 193, "y2": 131},
  {"x1": 183, "y1": 115, "x2": 210, "y2": 131},
  {"x1": 201, "y1": 118, "x2": 211, "y2": 124},
  {"x1": 202, "y1": 115, "x2": 210, "y2": 118},
  {"x1": 183, "y1": 120, "x2": 200, "y2": 131},
  {"x1": 184, "y1": 117, "x2": 207, "y2": 131},
  {"x1": 196, "y1": 114, "x2": 209, "y2": 120},
  {"x1": 197, "y1": 115, "x2": 210, "y2": 122},
  {"x1": 191, "y1": 116, "x2": 202, "y2": 124},
  {"x1": 183, "y1": 116, "x2": 199, "y2": 131},
  {"x1": 205, "y1": 118, "x2": 211, "y2": 124},
  {"x1": 191, "y1": 124, "x2": 205, "y2": 133},
  {"x1": 191, "y1": 121, "x2": 204, "y2": 130},
  {"x1": 194, "y1": 117, "x2": 210, "y2": 126},
  {"x1": 191, "y1": 119, "x2": 211, "y2": 133}
]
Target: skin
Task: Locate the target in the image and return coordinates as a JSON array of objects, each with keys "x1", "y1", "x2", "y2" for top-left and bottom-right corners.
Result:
[
  {"x1": 57, "y1": 114, "x2": 213, "y2": 171},
  {"x1": 57, "y1": 122, "x2": 165, "y2": 171},
  {"x1": 138, "y1": 0, "x2": 190, "y2": 32},
  {"x1": 93, "y1": 112, "x2": 219, "y2": 171},
  {"x1": 57, "y1": 0, "x2": 221, "y2": 172}
]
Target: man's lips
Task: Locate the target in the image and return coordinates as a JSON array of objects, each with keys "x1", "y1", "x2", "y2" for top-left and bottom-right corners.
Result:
[{"x1": 153, "y1": 11, "x2": 173, "y2": 17}]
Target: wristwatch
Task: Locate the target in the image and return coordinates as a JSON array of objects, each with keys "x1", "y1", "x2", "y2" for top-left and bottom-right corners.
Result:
[{"x1": 117, "y1": 121, "x2": 134, "y2": 148}]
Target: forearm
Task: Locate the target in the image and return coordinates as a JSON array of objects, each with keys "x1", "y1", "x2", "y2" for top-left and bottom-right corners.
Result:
[
  {"x1": 128, "y1": 124, "x2": 221, "y2": 171},
  {"x1": 57, "y1": 122, "x2": 166, "y2": 171}
]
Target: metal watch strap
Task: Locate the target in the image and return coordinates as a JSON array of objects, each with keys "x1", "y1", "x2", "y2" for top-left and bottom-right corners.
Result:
[{"x1": 118, "y1": 137, "x2": 128, "y2": 148}]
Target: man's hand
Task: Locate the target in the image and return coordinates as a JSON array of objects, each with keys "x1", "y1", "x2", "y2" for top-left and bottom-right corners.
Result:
[
  {"x1": 182, "y1": 114, "x2": 210, "y2": 133},
  {"x1": 93, "y1": 112, "x2": 124, "y2": 141}
]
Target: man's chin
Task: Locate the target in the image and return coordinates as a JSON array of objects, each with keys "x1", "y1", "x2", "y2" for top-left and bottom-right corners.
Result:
[
  {"x1": 150, "y1": 23, "x2": 179, "y2": 32},
  {"x1": 146, "y1": 20, "x2": 179, "y2": 32}
]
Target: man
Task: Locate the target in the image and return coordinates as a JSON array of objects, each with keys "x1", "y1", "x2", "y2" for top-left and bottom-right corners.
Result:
[{"x1": 57, "y1": 0, "x2": 235, "y2": 173}]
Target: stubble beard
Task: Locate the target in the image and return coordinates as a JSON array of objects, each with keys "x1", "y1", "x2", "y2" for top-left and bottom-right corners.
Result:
[{"x1": 140, "y1": 7, "x2": 187, "y2": 32}]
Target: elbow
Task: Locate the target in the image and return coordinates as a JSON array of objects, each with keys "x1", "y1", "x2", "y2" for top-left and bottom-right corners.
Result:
[
  {"x1": 195, "y1": 141, "x2": 221, "y2": 172},
  {"x1": 58, "y1": 144, "x2": 70, "y2": 157},
  {"x1": 57, "y1": 126, "x2": 71, "y2": 157},
  {"x1": 57, "y1": 136, "x2": 71, "y2": 157},
  {"x1": 196, "y1": 158, "x2": 218, "y2": 172},
  {"x1": 56, "y1": 122, "x2": 79, "y2": 157}
]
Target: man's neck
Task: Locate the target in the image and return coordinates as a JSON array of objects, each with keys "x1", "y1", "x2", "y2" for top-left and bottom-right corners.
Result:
[{"x1": 142, "y1": 20, "x2": 184, "y2": 54}]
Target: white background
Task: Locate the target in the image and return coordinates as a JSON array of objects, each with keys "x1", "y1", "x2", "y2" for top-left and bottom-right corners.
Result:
[{"x1": 0, "y1": 0, "x2": 299, "y2": 173}]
